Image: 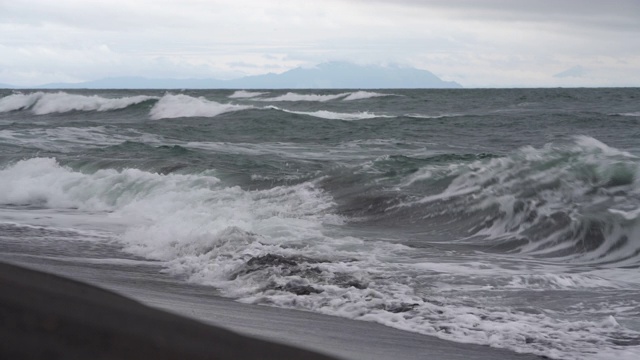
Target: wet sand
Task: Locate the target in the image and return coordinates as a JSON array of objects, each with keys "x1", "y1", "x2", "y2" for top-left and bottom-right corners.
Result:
[
  {"x1": 0, "y1": 261, "x2": 337, "y2": 360},
  {"x1": 0, "y1": 250, "x2": 544, "y2": 360}
]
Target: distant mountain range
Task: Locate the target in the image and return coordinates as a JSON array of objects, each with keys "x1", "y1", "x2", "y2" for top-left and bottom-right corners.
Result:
[{"x1": 1, "y1": 62, "x2": 462, "y2": 89}]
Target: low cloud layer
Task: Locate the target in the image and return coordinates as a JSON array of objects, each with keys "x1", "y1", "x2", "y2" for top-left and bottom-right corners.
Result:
[{"x1": 1, "y1": 0, "x2": 638, "y2": 87}]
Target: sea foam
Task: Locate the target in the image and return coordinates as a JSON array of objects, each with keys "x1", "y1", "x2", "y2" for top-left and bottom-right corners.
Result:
[
  {"x1": 31, "y1": 92, "x2": 158, "y2": 114},
  {"x1": 266, "y1": 106, "x2": 393, "y2": 121},
  {"x1": 342, "y1": 91, "x2": 392, "y2": 101},
  {"x1": 1, "y1": 156, "x2": 639, "y2": 360},
  {"x1": 257, "y1": 91, "x2": 392, "y2": 102},
  {"x1": 0, "y1": 92, "x2": 44, "y2": 112},
  {"x1": 400, "y1": 136, "x2": 640, "y2": 266},
  {"x1": 149, "y1": 94, "x2": 252, "y2": 119},
  {"x1": 615, "y1": 112, "x2": 640, "y2": 117},
  {"x1": 228, "y1": 90, "x2": 268, "y2": 98},
  {"x1": 0, "y1": 126, "x2": 164, "y2": 152},
  {"x1": 258, "y1": 92, "x2": 351, "y2": 102}
]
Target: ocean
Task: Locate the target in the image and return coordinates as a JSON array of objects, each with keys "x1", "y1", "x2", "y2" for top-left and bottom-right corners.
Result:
[{"x1": 0, "y1": 88, "x2": 639, "y2": 359}]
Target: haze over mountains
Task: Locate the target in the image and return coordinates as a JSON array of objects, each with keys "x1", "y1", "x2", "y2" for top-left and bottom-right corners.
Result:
[{"x1": 1, "y1": 62, "x2": 461, "y2": 89}]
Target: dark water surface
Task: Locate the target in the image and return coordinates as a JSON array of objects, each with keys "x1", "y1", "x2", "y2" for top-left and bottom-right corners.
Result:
[{"x1": 1, "y1": 88, "x2": 639, "y2": 359}]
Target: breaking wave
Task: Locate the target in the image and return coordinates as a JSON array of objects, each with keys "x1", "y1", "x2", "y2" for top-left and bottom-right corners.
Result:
[
  {"x1": 228, "y1": 90, "x2": 268, "y2": 99},
  {"x1": 266, "y1": 106, "x2": 394, "y2": 121},
  {"x1": 0, "y1": 92, "x2": 158, "y2": 114},
  {"x1": 342, "y1": 91, "x2": 393, "y2": 101},
  {"x1": 149, "y1": 94, "x2": 252, "y2": 120},
  {"x1": 0, "y1": 92, "x2": 43, "y2": 112},
  {"x1": 386, "y1": 136, "x2": 640, "y2": 266},
  {"x1": 0, "y1": 92, "x2": 395, "y2": 120},
  {"x1": 1, "y1": 156, "x2": 639, "y2": 359},
  {"x1": 258, "y1": 92, "x2": 351, "y2": 102},
  {"x1": 256, "y1": 91, "x2": 393, "y2": 102}
]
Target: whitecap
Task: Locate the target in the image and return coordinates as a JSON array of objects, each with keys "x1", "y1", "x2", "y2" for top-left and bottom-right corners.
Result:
[
  {"x1": 228, "y1": 90, "x2": 268, "y2": 99},
  {"x1": 257, "y1": 92, "x2": 350, "y2": 102},
  {"x1": 404, "y1": 113, "x2": 461, "y2": 119},
  {"x1": 149, "y1": 94, "x2": 252, "y2": 119},
  {"x1": 614, "y1": 112, "x2": 640, "y2": 117},
  {"x1": 30, "y1": 92, "x2": 158, "y2": 115},
  {"x1": 0, "y1": 92, "x2": 45, "y2": 112},
  {"x1": 2, "y1": 156, "x2": 640, "y2": 360},
  {"x1": 266, "y1": 105, "x2": 393, "y2": 121},
  {"x1": 342, "y1": 91, "x2": 393, "y2": 101}
]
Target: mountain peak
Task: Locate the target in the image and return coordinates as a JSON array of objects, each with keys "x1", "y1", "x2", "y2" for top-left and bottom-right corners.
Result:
[
  {"x1": 2, "y1": 62, "x2": 462, "y2": 89},
  {"x1": 233, "y1": 62, "x2": 461, "y2": 89}
]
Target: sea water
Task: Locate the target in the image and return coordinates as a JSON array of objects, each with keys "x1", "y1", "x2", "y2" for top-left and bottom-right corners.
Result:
[{"x1": 1, "y1": 88, "x2": 639, "y2": 359}]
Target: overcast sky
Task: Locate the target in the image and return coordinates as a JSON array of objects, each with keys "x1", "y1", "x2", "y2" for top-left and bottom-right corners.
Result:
[{"x1": 1, "y1": 0, "x2": 639, "y2": 87}]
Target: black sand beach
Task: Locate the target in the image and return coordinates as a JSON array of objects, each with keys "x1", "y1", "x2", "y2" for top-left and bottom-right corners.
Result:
[
  {"x1": 0, "y1": 243, "x2": 544, "y2": 360},
  {"x1": 0, "y1": 261, "x2": 336, "y2": 360}
]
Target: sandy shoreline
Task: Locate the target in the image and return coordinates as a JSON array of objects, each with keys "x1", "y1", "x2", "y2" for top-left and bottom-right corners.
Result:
[
  {"x1": 0, "y1": 251, "x2": 545, "y2": 360},
  {"x1": 0, "y1": 261, "x2": 338, "y2": 360}
]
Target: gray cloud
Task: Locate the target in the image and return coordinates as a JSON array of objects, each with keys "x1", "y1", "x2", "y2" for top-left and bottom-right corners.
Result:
[
  {"x1": 0, "y1": 0, "x2": 638, "y2": 87},
  {"x1": 361, "y1": 0, "x2": 640, "y2": 30}
]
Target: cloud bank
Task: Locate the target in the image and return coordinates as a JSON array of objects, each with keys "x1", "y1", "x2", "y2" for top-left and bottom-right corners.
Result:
[{"x1": 0, "y1": 0, "x2": 638, "y2": 87}]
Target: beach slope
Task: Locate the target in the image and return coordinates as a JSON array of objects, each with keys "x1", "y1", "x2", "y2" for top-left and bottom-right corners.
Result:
[{"x1": 0, "y1": 261, "x2": 337, "y2": 360}]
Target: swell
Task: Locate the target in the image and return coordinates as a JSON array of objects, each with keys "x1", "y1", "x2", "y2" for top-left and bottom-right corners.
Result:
[
  {"x1": 264, "y1": 105, "x2": 394, "y2": 121},
  {"x1": 0, "y1": 91, "x2": 396, "y2": 121},
  {"x1": 253, "y1": 90, "x2": 393, "y2": 102},
  {"x1": 331, "y1": 136, "x2": 640, "y2": 266},
  {"x1": 0, "y1": 92, "x2": 158, "y2": 114},
  {"x1": 66, "y1": 141, "x2": 197, "y2": 175},
  {"x1": 1, "y1": 156, "x2": 638, "y2": 360},
  {"x1": 7, "y1": 130, "x2": 637, "y2": 267}
]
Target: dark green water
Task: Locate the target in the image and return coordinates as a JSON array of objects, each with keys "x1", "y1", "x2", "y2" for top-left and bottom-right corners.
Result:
[{"x1": 1, "y1": 88, "x2": 639, "y2": 359}]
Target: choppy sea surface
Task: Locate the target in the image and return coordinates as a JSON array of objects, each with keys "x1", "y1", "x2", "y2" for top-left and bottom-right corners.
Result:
[{"x1": 1, "y1": 88, "x2": 639, "y2": 359}]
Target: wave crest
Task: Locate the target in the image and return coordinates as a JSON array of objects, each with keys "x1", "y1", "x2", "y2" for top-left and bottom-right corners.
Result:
[
  {"x1": 256, "y1": 91, "x2": 393, "y2": 102},
  {"x1": 266, "y1": 105, "x2": 393, "y2": 121},
  {"x1": 342, "y1": 91, "x2": 392, "y2": 101},
  {"x1": 0, "y1": 92, "x2": 44, "y2": 112},
  {"x1": 258, "y1": 92, "x2": 351, "y2": 102},
  {"x1": 396, "y1": 136, "x2": 640, "y2": 265},
  {"x1": 149, "y1": 94, "x2": 252, "y2": 120},
  {"x1": 3, "y1": 155, "x2": 638, "y2": 359},
  {"x1": 228, "y1": 90, "x2": 268, "y2": 99},
  {"x1": 0, "y1": 91, "x2": 158, "y2": 114}
]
